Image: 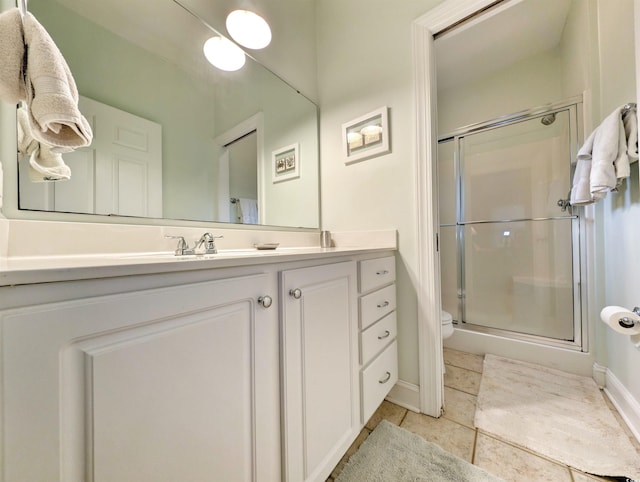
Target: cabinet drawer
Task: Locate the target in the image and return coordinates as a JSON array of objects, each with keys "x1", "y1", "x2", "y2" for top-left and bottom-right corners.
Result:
[
  {"x1": 361, "y1": 312, "x2": 397, "y2": 366},
  {"x1": 360, "y1": 284, "x2": 396, "y2": 330},
  {"x1": 361, "y1": 340, "x2": 398, "y2": 424},
  {"x1": 359, "y1": 256, "x2": 396, "y2": 293}
]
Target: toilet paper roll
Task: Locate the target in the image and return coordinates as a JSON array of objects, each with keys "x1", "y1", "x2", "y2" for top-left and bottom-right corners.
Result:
[{"x1": 600, "y1": 305, "x2": 640, "y2": 335}]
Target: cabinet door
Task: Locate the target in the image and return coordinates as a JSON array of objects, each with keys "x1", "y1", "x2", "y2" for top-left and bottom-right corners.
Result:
[
  {"x1": 280, "y1": 261, "x2": 359, "y2": 482},
  {"x1": 0, "y1": 274, "x2": 279, "y2": 482}
]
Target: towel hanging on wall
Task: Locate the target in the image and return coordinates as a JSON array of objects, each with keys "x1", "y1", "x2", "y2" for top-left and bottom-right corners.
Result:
[
  {"x1": 22, "y1": 11, "x2": 92, "y2": 151},
  {"x1": 0, "y1": 8, "x2": 26, "y2": 104},
  {"x1": 0, "y1": 5, "x2": 92, "y2": 183},
  {"x1": 570, "y1": 104, "x2": 638, "y2": 206},
  {"x1": 236, "y1": 198, "x2": 259, "y2": 224}
]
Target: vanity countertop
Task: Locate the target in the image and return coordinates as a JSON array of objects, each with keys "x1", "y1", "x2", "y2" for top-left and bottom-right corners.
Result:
[
  {"x1": 0, "y1": 245, "x2": 395, "y2": 286},
  {"x1": 0, "y1": 220, "x2": 397, "y2": 286}
]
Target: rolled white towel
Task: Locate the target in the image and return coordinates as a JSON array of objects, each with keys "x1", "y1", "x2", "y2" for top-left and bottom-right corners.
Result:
[
  {"x1": 23, "y1": 11, "x2": 92, "y2": 151},
  {"x1": 589, "y1": 106, "x2": 625, "y2": 196},
  {"x1": 0, "y1": 8, "x2": 26, "y2": 104},
  {"x1": 569, "y1": 158, "x2": 593, "y2": 206},
  {"x1": 16, "y1": 106, "x2": 38, "y2": 156},
  {"x1": 623, "y1": 107, "x2": 638, "y2": 162},
  {"x1": 17, "y1": 105, "x2": 70, "y2": 182},
  {"x1": 28, "y1": 145, "x2": 71, "y2": 182}
]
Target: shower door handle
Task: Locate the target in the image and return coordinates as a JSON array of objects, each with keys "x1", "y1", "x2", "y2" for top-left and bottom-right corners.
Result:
[{"x1": 557, "y1": 192, "x2": 571, "y2": 212}]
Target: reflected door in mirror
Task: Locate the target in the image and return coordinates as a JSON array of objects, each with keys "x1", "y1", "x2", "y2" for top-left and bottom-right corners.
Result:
[{"x1": 19, "y1": 96, "x2": 162, "y2": 217}]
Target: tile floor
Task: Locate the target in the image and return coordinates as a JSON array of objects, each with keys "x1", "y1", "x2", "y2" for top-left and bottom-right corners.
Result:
[{"x1": 328, "y1": 348, "x2": 640, "y2": 482}]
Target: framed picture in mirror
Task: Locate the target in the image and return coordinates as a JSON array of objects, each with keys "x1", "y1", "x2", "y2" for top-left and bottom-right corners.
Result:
[
  {"x1": 272, "y1": 143, "x2": 299, "y2": 183},
  {"x1": 342, "y1": 106, "x2": 390, "y2": 164}
]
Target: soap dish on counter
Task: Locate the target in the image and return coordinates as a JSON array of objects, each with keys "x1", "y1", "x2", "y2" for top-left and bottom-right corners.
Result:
[{"x1": 254, "y1": 243, "x2": 279, "y2": 250}]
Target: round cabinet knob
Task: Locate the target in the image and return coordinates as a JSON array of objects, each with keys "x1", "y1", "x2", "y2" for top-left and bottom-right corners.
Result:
[
  {"x1": 258, "y1": 295, "x2": 273, "y2": 308},
  {"x1": 289, "y1": 288, "x2": 302, "y2": 299}
]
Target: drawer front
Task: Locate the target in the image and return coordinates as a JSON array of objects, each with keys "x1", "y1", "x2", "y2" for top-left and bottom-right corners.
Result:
[
  {"x1": 359, "y1": 256, "x2": 396, "y2": 293},
  {"x1": 360, "y1": 312, "x2": 397, "y2": 366},
  {"x1": 361, "y1": 341, "x2": 398, "y2": 424},
  {"x1": 360, "y1": 284, "x2": 396, "y2": 330}
]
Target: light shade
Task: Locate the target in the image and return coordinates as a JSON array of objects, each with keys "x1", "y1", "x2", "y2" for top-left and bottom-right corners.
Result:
[
  {"x1": 203, "y1": 36, "x2": 246, "y2": 71},
  {"x1": 360, "y1": 125, "x2": 383, "y2": 136},
  {"x1": 226, "y1": 9, "x2": 272, "y2": 49}
]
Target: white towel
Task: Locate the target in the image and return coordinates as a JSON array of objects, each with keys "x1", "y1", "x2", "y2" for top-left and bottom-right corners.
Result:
[
  {"x1": 17, "y1": 105, "x2": 70, "y2": 182},
  {"x1": 570, "y1": 105, "x2": 637, "y2": 205},
  {"x1": 0, "y1": 8, "x2": 26, "y2": 104},
  {"x1": 237, "y1": 198, "x2": 258, "y2": 224},
  {"x1": 623, "y1": 107, "x2": 638, "y2": 162},
  {"x1": 23, "y1": 11, "x2": 92, "y2": 151}
]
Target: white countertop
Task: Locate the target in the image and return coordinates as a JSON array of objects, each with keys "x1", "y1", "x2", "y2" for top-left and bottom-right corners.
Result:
[
  {"x1": 0, "y1": 221, "x2": 398, "y2": 286},
  {"x1": 0, "y1": 245, "x2": 395, "y2": 286}
]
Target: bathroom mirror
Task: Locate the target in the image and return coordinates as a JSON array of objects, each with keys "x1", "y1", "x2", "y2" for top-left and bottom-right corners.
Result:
[{"x1": 15, "y1": 0, "x2": 320, "y2": 229}]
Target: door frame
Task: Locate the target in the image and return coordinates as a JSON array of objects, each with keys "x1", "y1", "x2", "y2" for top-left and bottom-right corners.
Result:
[
  {"x1": 412, "y1": 0, "x2": 506, "y2": 417},
  {"x1": 213, "y1": 112, "x2": 265, "y2": 225}
]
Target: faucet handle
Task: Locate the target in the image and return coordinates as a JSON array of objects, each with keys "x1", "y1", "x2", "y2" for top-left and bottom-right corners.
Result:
[
  {"x1": 206, "y1": 234, "x2": 224, "y2": 254},
  {"x1": 165, "y1": 235, "x2": 194, "y2": 256},
  {"x1": 193, "y1": 233, "x2": 224, "y2": 254}
]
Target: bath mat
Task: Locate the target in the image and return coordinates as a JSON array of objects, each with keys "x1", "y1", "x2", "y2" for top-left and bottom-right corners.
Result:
[
  {"x1": 475, "y1": 354, "x2": 640, "y2": 480},
  {"x1": 335, "y1": 420, "x2": 503, "y2": 481}
]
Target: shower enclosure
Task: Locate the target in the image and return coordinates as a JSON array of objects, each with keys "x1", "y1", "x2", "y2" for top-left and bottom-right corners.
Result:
[{"x1": 438, "y1": 99, "x2": 585, "y2": 349}]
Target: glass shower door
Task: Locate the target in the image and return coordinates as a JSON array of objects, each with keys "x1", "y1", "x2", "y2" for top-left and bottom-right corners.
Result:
[{"x1": 440, "y1": 107, "x2": 581, "y2": 343}]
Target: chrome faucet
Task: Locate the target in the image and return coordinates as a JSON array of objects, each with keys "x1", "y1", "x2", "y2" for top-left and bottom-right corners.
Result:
[
  {"x1": 166, "y1": 233, "x2": 224, "y2": 256},
  {"x1": 194, "y1": 232, "x2": 223, "y2": 255},
  {"x1": 165, "y1": 235, "x2": 195, "y2": 256}
]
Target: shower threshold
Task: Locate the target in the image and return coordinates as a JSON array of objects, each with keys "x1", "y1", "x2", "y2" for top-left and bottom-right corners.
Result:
[{"x1": 453, "y1": 321, "x2": 584, "y2": 352}]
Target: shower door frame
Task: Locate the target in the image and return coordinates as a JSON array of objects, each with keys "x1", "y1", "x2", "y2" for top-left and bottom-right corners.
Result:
[{"x1": 439, "y1": 97, "x2": 588, "y2": 351}]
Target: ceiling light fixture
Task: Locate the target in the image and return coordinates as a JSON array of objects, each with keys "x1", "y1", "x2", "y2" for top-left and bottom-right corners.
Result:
[
  {"x1": 226, "y1": 9, "x2": 272, "y2": 50},
  {"x1": 203, "y1": 36, "x2": 246, "y2": 72}
]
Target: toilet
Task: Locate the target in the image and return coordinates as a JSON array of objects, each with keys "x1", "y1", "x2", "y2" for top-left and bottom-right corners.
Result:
[{"x1": 442, "y1": 311, "x2": 454, "y2": 339}]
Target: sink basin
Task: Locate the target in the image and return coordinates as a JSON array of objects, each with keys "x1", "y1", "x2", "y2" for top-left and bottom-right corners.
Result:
[{"x1": 118, "y1": 249, "x2": 275, "y2": 261}]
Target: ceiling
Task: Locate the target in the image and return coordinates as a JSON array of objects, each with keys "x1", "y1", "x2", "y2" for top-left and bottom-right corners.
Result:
[{"x1": 435, "y1": 0, "x2": 572, "y2": 91}]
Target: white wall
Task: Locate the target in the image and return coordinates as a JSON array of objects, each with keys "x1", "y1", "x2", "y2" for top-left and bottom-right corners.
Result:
[
  {"x1": 438, "y1": 49, "x2": 563, "y2": 134},
  {"x1": 597, "y1": 0, "x2": 640, "y2": 402},
  {"x1": 317, "y1": 0, "x2": 444, "y2": 386}
]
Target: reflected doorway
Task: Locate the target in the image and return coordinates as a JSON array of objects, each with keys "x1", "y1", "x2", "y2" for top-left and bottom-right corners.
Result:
[
  {"x1": 225, "y1": 131, "x2": 258, "y2": 224},
  {"x1": 214, "y1": 112, "x2": 264, "y2": 224}
]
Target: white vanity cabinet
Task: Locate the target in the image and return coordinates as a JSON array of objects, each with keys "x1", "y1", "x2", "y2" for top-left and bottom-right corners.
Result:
[
  {"x1": 0, "y1": 246, "x2": 397, "y2": 482},
  {"x1": 358, "y1": 255, "x2": 399, "y2": 424},
  {"x1": 280, "y1": 261, "x2": 360, "y2": 482},
  {"x1": 0, "y1": 273, "x2": 281, "y2": 482}
]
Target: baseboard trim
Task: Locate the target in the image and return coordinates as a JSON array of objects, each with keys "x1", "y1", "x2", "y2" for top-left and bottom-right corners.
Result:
[
  {"x1": 592, "y1": 362, "x2": 607, "y2": 389},
  {"x1": 604, "y1": 369, "x2": 640, "y2": 444},
  {"x1": 386, "y1": 380, "x2": 421, "y2": 413}
]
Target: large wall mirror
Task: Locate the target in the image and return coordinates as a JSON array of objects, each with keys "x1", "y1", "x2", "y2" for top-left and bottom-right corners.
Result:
[{"x1": 15, "y1": 0, "x2": 320, "y2": 229}]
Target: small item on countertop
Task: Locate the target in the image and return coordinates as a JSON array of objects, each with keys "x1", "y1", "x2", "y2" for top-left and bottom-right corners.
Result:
[
  {"x1": 320, "y1": 230, "x2": 332, "y2": 248},
  {"x1": 254, "y1": 243, "x2": 279, "y2": 250}
]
